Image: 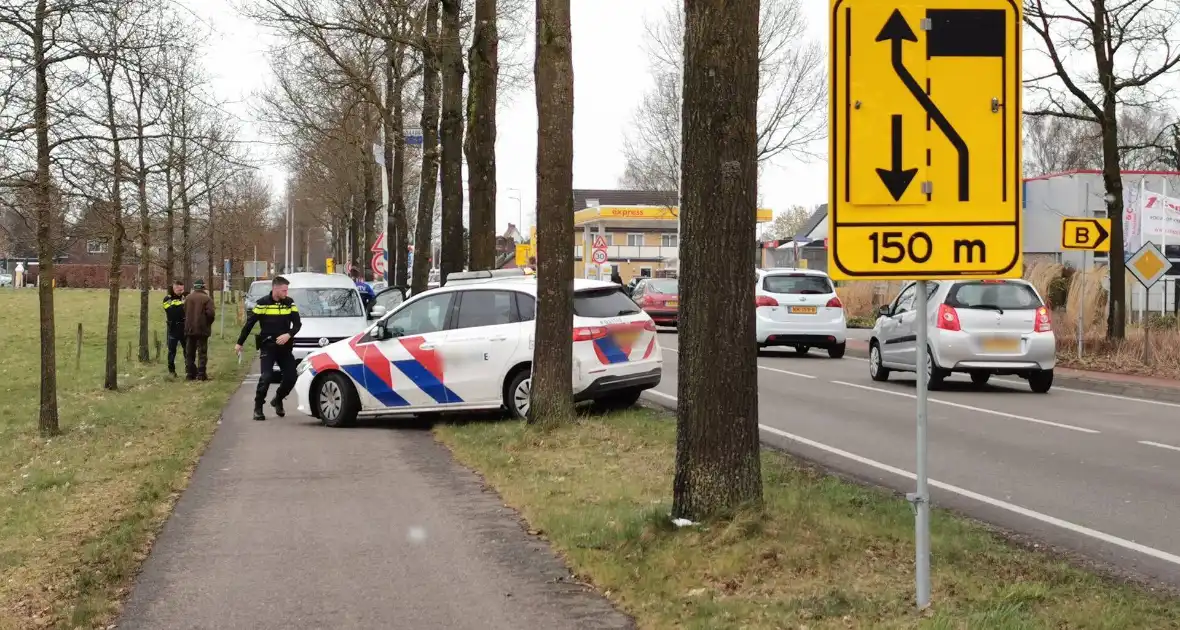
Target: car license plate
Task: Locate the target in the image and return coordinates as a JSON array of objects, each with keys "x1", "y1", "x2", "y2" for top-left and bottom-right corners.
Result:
[
  {"x1": 665, "y1": 300, "x2": 678, "y2": 308},
  {"x1": 789, "y1": 306, "x2": 817, "y2": 314},
  {"x1": 981, "y1": 336, "x2": 1020, "y2": 352}
]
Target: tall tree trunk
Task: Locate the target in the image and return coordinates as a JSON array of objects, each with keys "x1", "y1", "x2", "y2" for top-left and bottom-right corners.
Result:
[
  {"x1": 465, "y1": 0, "x2": 498, "y2": 271},
  {"x1": 671, "y1": 0, "x2": 762, "y2": 519},
  {"x1": 205, "y1": 176, "x2": 215, "y2": 286},
  {"x1": 164, "y1": 140, "x2": 176, "y2": 282},
  {"x1": 529, "y1": 0, "x2": 574, "y2": 425},
  {"x1": 103, "y1": 68, "x2": 124, "y2": 392},
  {"x1": 364, "y1": 117, "x2": 378, "y2": 280},
  {"x1": 388, "y1": 41, "x2": 409, "y2": 287},
  {"x1": 33, "y1": 0, "x2": 59, "y2": 436},
  {"x1": 1102, "y1": 95, "x2": 1126, "y2": 340},
  {"x1": 413, "y1": 0, "x2": 442, "y2": 294},
  {"x1": 135, "y1": 74, "x2": 151, "y2": 362},
  {"x1": 361, "y1": 148, "x2": 375, "y2": 278},
  {"x1": 439, "y1": 0, "x2": 465, "y2": 281},
  {"x1": 179, "y1": 140, "x2": 192, "y2": 287}
]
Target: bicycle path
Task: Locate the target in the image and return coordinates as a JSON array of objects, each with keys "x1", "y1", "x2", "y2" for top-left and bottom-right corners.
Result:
[{"x1": 118, "y1": 370, "x2": 632, "y2": 630}]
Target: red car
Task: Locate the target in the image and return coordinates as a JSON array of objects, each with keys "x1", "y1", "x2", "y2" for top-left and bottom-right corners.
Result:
[{"x1": 631, "y1": 278, "x2": 679, "y2": 327}]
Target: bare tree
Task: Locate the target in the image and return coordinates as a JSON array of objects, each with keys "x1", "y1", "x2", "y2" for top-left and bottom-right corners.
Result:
[
  {"x1": 465, "y1": 0, "x2": 497, "y2": 270},
  {"x1": 528, "y1": 0, "x2": 574, "y2": 425},
  {"x1": 764, "y1": 204, "x2": 811, "y2": 240},
  {"x1": 672, "y1": 0, "x2": 762, "y2": 519},
  {"x1": 413, "y1": 0, "x2": 442, "y2": 294},
  {"x1": 1025, "y1": 0, "x2": 1180, "y2": 339},
  {"x1": 622, "y1": 0, "x2": 826, "y2": 190},
  {"x1": 0, "y1": 0, "x2": 109, "y2": 435},
  {"x1": 438, "y1": 0, "x2": 464, "y2": 280}
]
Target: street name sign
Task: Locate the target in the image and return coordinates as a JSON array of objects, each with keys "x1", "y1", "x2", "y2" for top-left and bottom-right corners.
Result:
[
  {"x1": 1060, "y1": 218, "x2": 1111, "y2": 252},
  {"x1": 1127, "y1": 241, "x2": 1169, "y2": 289},
  {"x1": 828, "y1": 1, "x2": 1023, "y2": 280}
]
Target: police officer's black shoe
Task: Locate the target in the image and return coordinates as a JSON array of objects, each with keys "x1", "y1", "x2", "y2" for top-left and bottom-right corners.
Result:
[
  {"x1": 253, "y1": 405, "x2": 266, "y2": 421},
  {"x1": 270, "y1": 397, "x2": 285, "y2": 417}
]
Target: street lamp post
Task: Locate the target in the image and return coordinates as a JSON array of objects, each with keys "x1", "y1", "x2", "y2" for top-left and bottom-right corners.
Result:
[{"x1": 507, "y1": 188, "x2": 523, "y2": 237}]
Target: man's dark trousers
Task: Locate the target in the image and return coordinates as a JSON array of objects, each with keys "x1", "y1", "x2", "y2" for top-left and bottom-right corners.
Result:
[
  {"x1": 167, "y1": 333, "x2": 186, "y2": 374},
  {"x1": 185, "y1": 335, "x2": 209, "y2": 379},
  {"x1": 257, "y1": 344, "x2": 297, "y2": 406}
]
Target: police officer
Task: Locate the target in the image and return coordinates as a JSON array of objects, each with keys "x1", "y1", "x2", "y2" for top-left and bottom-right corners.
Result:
[
  {"x1": 162, "y1": 280, "x2": 187, "y2": 376},
  {"x1": 235, "y1": 275, "x2": 302, "y2": 421}
]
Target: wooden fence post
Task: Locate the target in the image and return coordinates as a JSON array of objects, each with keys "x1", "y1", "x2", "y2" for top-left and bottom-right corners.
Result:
[
  {"x1": 76, "y1": 323, "x2": 83, "y2": 371},
  {"x1": 154, "y1": 330, "x2": 161, "y2": 361}
]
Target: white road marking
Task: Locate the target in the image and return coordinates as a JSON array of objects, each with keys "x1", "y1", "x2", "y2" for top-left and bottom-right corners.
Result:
[
  {"x1": 641, "y1": 389, "x2": 1180, "y2": 569},
  {"x1": 994, "y1": 378, "x2": 1180, "y2": 409},
  {"x1": 1140, "y1": 440, "x2": 1180, "y2": 453},
  {"x1": 662, "y1": 347, "x2": 816, "y2": 379},
  {"x1": 831, "y1": 380, "x2": 1100, "y2": 434}
]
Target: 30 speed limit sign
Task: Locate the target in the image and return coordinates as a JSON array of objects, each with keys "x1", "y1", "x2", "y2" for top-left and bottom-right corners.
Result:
[{"x1": 590, "y1": 248, "x2": 608, "y2": 265}]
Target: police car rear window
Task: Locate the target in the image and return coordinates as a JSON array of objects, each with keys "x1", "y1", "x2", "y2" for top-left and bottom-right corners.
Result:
[{"x1": 573, "y1": 287, "x2": 640, "y2": 318}]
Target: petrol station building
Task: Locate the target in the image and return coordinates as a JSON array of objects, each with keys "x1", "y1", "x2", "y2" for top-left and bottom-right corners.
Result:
[{"x1": 571, "y1": 189, "x2": 772, "y2": 281}]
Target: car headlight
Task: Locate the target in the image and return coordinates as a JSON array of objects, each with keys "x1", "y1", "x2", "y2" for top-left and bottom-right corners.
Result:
[{"x1": 297, "y1": 359, "x2": 310, "y2": 375}]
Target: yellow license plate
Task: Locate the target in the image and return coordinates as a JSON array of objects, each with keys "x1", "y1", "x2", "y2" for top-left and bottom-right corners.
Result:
[
  {"x1": 789, "y1": 306, "x2": 817, "y2": 314},
  {"x1": 665, "y1": 301, "x2": 678, "y2": 308},
  {"x1": 981, "y1": 337, "x2": 1019, "y2": 352}
]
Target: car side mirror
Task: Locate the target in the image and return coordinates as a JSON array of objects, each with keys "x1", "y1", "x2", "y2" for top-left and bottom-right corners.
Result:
[
  {"x1": 369, "y1": 304, "x2": 387, "y2": 319},
  {"x1": 876, "y1": 305, "x2": 892, "y2": 318}
]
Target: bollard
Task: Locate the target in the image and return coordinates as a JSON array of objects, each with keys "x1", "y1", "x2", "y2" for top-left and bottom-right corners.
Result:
[{"x1": 76, "y1": 323, "x2": 83, "y2": 371}]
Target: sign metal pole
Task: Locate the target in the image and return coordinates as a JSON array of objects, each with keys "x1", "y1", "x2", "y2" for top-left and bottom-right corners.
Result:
[{"x1": 911, "y1": 280, "x2": 931, "y2": 609}]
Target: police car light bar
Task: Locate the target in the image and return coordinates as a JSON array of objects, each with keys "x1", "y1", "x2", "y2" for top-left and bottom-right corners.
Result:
[{"x1": 443, "y1": 268, "x2": 527, "y2": 285}]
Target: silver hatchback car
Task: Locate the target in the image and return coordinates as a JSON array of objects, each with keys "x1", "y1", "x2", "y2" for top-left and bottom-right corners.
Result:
[{"x1": 868, "y1": 279, "x2": 1056, "y2": 393}]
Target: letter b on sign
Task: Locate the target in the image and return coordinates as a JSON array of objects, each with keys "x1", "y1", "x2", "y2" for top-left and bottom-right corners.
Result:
[{"x1": 1074, "y1": 226, "x2": 1090, "y2": 244}]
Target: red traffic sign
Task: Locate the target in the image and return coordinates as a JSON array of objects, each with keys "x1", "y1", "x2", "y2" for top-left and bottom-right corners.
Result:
[
  {"x1": 592, "y1": 235, "x2": 608, "y2": 250},
  {"x1": 590, "y1": 248, "x2": 609, "y2": 265}
]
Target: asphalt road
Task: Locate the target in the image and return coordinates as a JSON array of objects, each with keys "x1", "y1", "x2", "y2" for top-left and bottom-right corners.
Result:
[
  {"x1": 647, "y1": 331, "x2": 1180, "y2": 587},
  {"x1": 119, "y1": 368, "x2": 632, "y2": 630}
]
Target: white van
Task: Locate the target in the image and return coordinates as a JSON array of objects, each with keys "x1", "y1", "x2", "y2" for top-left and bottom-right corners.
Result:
[{"x1": 276, "y1": 273, "x2": 404, "y2": 365}]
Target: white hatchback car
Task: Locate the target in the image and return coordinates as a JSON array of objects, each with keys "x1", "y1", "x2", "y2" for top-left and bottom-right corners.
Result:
[
  {"x1": 755, "y1": 268, "x2": 847, "y2": 358},
  {"x1": 294, "y1": 276, "x2": 663, "y2": 427}
]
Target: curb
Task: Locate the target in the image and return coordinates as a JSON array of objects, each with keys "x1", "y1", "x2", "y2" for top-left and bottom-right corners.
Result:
[{"x1": 844, "y1": 341, "x2": 1180, "y2": 404}]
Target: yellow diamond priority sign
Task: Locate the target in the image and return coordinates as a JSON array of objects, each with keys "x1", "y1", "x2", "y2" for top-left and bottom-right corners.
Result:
[
  {"x1": 1127, "y1": 241, "x2": 1169, "y2": 289},
  {"x1": 827, "y1": 1, "x2": 1023, "y2": 280}
]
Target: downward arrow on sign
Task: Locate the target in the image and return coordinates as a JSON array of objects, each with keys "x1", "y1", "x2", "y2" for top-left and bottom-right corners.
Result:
[{"x1": 876, "y1": 114, "x2": 919, "y2": 201}]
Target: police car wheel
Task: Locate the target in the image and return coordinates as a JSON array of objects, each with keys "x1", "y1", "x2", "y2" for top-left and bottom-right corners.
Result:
[
  {"x1": 318, "y1": 373, "x2": 359, "y2": 428},
  {"x1": 505, "y1": 370, "x2": 531, "y2": 420}
]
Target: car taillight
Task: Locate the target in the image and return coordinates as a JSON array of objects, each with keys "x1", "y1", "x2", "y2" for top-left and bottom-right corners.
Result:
[
  {"x1": 826, "y1": 296, "x2": 843, "y2": 308},
  {"x1": 572, "y1": 326, "x2": 608, "y2": 341},
  {"x1": 936, "y1": 304, "x2": 961, "y2": 331},
  {"x1": 640, "y1": 295, "x2": 654, "y2": 306},
  {"x1": 755, "y1": 295, "x2": 778, "y2": 307},
  {"x1": 1035, "y1": 306, "x2": 1052, "y2": 332}
]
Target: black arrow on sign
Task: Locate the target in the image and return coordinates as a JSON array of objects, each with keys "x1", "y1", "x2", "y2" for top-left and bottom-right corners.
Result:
[
  {"x1": 876, "y1": 115, "x2": 919, "y2": 201},
  {"x1": 876, "y1": 9, "x2": 970, "y2": 201}
]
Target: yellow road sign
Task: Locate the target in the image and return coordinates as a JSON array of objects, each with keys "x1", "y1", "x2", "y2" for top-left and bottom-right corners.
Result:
[
  {"x1": 828, "y1": 1, "x2": 1023, "y2": 280},
  {"x1": 325, "y1": 257, "x2": 335, "y2": 274},
  {"x1": 1127, "y1": 241, "x2": 1169, "y2": 289},
  {"x1": 515, "y1": 244, "x2": 529, "y2": 267},
  {"x1": 1060, "y1": 218, "x2": 1110, "y2": 252}
]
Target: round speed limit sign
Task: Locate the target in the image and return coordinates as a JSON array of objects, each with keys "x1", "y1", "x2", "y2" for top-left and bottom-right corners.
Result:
[{"x1": 591, "y1": 248, "x2": 608, "y2": 265}]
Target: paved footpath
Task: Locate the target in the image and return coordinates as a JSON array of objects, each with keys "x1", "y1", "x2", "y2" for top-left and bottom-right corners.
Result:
[{"x1": 118, "y1": 371, "x2": 632, "y2": 630}]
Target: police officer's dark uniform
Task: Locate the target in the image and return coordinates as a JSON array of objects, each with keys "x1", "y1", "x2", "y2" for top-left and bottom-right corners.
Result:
[
  {"x1": 237, "y1": 288, "x2": 302, "y2": 421},
  {"x1": 162, "y1": 286, "x2": 188, "y2": 376}
]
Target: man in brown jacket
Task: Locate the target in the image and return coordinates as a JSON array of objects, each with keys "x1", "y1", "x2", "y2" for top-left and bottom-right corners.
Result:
[{"x1": 183, "y1": 279, "x2": 216, "y2": 381}]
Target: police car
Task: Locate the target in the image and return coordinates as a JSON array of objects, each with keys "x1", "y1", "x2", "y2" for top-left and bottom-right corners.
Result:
[{"x1": 293, "y1": 271, "x2": 663, "y2": 426}]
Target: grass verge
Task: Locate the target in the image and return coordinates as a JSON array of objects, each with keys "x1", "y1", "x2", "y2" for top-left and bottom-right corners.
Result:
[
  {"x1": 436, "y1": 408, "x2": 1180, "y2": 629},
  {"x1": 0, "y1": 289, "x2": 247, "y2": 630}
]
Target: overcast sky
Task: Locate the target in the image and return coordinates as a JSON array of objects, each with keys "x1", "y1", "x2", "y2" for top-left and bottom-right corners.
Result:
[
  {"x1": 186, "y1": 0, "x2": 831, "y2": 238},
  {"x1": 187, "y1": 0, "x2": 1180, "y2": 238}
]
